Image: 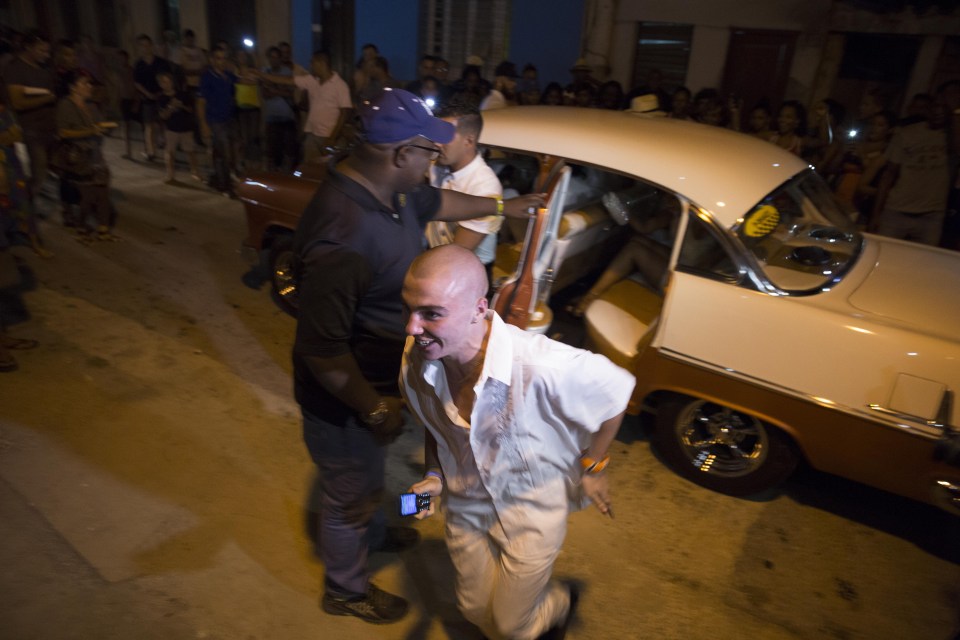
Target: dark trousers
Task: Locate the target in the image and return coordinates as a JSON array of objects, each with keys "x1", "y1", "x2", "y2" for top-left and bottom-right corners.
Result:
[
  {"x1": 208, "y1": 121, "x2": 234, "y2": 191},
  {"x1": 302, "y1": 408, "x2": 387, "y2": 597},
  {"x1": 264, "y1": 120, "x2": 299, "y2": 171}
]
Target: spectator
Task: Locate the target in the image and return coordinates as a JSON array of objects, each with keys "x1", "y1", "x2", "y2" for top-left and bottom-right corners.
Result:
[
  {"x1": 256, "y1": 51, "x2": 352, "y2": 163},
  {"x1": 4, "y1": 30, "x2": 57, "y2": 208},
  {"x1": 355, "y1": 55, "x2": 399, "y2": 103},
  {"x1": 76, "y1": 35, "x2": 106, "y2": 104},
  {"x1": 834, "y1": 109, "x2": 895, "y2": 225},
  {"x1": 52, "y1": 39, "x2": 78, "y2": 97},
  {"x1": 669, "y1": 86, "x2": 693, "y2": 120},
  {"x1": 940, "y1": 80, "x2": 960, "y2": 251},
  {"x1": 278, "y1": 41, "x2": 294, "y2": 70},
  {"x1": 55, "y1": 70, "x2": 117, "y2": 242},
  {"x1": 233, "y1": 49, "x2": 261, "y2": 171},
  {"x1": 692, "y1": 87, "x2": 723, "y2": 125},
  {"x1": 770, "y1": 100, "x2": 807, "y2": 156},
  {"x1": 872, "y1": 96, "x2": 951, "y2": 245},
  {"x1": 197, "y1": 46, "x2": 238, "y2": 197},
  {"x1": 0, "y1": 96, "x2": 49, "y2": 257},
  {"x1": 261, "y1": 46, "x2": 299, "y2": 171},
  {"x1": 177, "y1": 29, "x2": 207, "y2": 93},
  {"x1": 133, "y1": 33, "x2": 172, "y2": 161},
  {"x1": 480, "y1": 60, "x2": 518, "y2": 110},
  {"x1": 400, "y1": 244, "x2": 634, "y2": 640},
  {"x1": 516, "y1": 63, "x2": 540, "y2": 105},
  {"x1": 566, "y1": 57, "x2": 600, "y2": 94},
  {"x1": 404, "y1": 53, "x2": 436, "y2": 96},
  {"x1": 597, "y1": 80, "x2": 624, "y2": 110},
  {"x1": 158, "y1": 29, "x2": 179, "y2": 62},
  {"x1": 570, "y1": 82, "x2": 595, "y2": 108},
  {"x1": 116, "y1": 49, "x2": 139, "y2": 159},
  {"x1": 450, "y1": 64, "x2": 487, "y2": 109},
  {"x1": 806, "y1": 98, "x2": 846, "y2": 179},
  {"x1": 0, "y1": 202, "x2": 39, "y2": 372},
  {"x1": 416, "y1": 76, "x2": 442, "y2": 109},
  {"x1": 901, "y1": 92, "x2": 932, "y2": 126},
  {"x1": 433, "y1": 56, "x2": 453, "y2": 104},
  {"x1": 743, "y1": 100, "x2": 775, "y2": 141},
  {"x1": 627, "y1": 68, "x2": 672, "y2": 114},
  {"x1": 157, "y1": 71, "x2": 200, "y2": 184},
  {"x1": 541, "y1": 82, "x2": 564, "y2": 106},
  {"x1": 426, "y1": 100, "x2": 503, "y2": 280}
]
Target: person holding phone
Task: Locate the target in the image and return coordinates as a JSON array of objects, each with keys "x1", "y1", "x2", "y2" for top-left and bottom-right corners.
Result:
[
  {"x1": 400, "y1": 245, "x2": 635, "y2": 640},
  {"x1": 292, "y1": 89, "x2": 544, "y2": 626}
]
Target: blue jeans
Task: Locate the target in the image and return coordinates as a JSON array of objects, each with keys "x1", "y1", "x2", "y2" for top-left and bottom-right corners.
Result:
[{"x1": 302, "y1": 408, "x2": 386, "y2": 597}]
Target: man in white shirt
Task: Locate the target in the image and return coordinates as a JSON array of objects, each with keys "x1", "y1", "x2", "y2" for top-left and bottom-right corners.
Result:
[
  {"x1": 425, "y1": 102, "x2": 503, "y2": 278},
  {"x1": 257, "y1": 51, "x2": 352, "y2": 163},
  {"x1": 400, "y1": 245, "x2": 635, "y2": 640}
]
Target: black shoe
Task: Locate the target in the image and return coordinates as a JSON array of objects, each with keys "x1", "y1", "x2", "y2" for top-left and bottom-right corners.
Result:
[
  {"x1": 536, "y1": 581, "x2": 580, "y2": 640},
  {"x1": 321, "y1": 583, "x2": 408, "y2": 624},
  {"x1": 373, "y1": 525, "x2": 420, "y2": 553}
]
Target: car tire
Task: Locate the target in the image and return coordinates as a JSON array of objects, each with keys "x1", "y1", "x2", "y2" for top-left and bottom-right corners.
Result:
[
  {"x1": 268, "y1": 235, "x2": 299, "y2": 316},
  {"x1": 653, "y1": 394, "x2": 798, "y2": 497}
]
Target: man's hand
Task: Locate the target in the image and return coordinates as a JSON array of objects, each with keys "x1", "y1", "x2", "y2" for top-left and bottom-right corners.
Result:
[
  {"x1": 582, "y1": 473, "x2": 614, "y2": 517},
  {"x1": 407, "y1": 475, "x2": 443, "y2": 520},
  {"x1": 369, "y1": 396, "x2": 405, "y2": 445},
  {"x1": 503, "y1": 193, "x2": 547, "y2": 219}
]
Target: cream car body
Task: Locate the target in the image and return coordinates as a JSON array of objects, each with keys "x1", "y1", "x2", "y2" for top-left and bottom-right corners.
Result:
[{"x1": 480, "y1": 107, "x2": 960, "y2": 514}]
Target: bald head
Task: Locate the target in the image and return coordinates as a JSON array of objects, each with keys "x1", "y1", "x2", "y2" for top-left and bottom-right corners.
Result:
[
  {"x1": 408, "y1": 245, "x2": 488, "y2": 301},
  {"x1": 403, "y1": 245, "x2": 490, "y2": 363}
]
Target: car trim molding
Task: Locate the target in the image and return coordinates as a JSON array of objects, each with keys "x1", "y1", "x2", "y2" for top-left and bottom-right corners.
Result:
[{"x1": 656, "y1": 348, "x2": 947, "y2": 439}]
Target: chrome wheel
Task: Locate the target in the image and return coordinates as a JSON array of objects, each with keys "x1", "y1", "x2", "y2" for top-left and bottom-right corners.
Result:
[
  {"x1": 268, "y1": 236, "x2": 298, "y2": 315},
  {"x1": 654, "y1": 395, "x2": 798, "y2": 496},
  {"x1": 675, "y1": 400, "x2": 769, "y2": 478}
]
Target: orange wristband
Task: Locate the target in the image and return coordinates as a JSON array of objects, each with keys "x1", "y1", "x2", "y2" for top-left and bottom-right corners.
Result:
[{"x1": 580, "y1": 454, "x2": 610, "y2": 474}]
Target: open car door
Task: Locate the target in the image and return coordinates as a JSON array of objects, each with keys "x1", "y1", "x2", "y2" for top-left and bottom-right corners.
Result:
[{"x1": 492, "y1": 158, "x2": 571, "y2": 332}]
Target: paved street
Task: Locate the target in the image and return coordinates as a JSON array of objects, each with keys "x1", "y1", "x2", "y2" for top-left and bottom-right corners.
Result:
[{"x1": 1, "y1": 136, "x2": 958, "y2": 640}]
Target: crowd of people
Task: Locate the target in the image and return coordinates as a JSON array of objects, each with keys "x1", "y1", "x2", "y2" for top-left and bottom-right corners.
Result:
[{"x1": 0, "y1": 24, "x2": 958, "y2": 639}]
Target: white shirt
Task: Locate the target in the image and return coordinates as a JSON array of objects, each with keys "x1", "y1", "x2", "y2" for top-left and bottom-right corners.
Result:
[
  {"x1": 400, "y1": 311, "x2": 635, "y2": 532},
  {"x1": 293, "y1": 71, "x2": 352, "y2": 137},
  {"x1": 426, "y1": 153, "x2": 503, "y2": 265}
]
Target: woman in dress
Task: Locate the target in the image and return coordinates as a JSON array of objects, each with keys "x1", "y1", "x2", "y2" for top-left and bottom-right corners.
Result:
[{"x1": 56, "y1": 70, "x2": 117, "y2": 242}]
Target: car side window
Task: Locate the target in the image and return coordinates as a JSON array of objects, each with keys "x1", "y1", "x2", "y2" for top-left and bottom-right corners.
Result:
[{"x1": 677, "y1": 211, "x2": 739, "y2": 281}]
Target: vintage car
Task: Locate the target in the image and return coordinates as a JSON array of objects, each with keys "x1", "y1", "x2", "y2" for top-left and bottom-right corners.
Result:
[{"x1": 238, "y1": 106, "x2": 960, "y2": 515}]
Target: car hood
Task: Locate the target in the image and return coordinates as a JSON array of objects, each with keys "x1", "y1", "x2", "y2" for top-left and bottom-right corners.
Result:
[{"x1": 848, "y1": 237, "x2": 960, "y2": 342}]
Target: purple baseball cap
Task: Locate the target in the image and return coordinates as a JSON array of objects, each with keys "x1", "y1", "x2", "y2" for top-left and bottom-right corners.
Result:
[{"x1": 359, "y1": 88, "x2": 455, "y2": 144}]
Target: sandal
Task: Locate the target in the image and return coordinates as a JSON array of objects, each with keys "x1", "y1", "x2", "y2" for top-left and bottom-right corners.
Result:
[
  {"x1": 0, "y1": 353, "x2": 16, "y2": 372},
  {"x1": 96, "y1": 226, "x2": 121, "y2": 242},
  {"x1": 566, "y1": 292, "x2": 599, "y2": 318},
  {"x1": 2, "y1": 336, "x2": 38, "y2": 350}
]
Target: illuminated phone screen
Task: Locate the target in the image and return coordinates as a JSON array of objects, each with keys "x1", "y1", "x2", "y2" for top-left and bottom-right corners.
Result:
[{"x1": 399, "y1": 493, "x2": 418, "y2": 516}]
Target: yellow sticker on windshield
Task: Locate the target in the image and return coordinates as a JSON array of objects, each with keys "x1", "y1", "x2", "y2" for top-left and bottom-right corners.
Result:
[{"x1": 743, "y1": 205, "x2": 780, "y2": 238}]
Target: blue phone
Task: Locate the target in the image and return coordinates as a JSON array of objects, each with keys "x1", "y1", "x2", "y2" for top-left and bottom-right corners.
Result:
[{"x1": 399, "y1": 492, "x2": 431, "y2": 516}]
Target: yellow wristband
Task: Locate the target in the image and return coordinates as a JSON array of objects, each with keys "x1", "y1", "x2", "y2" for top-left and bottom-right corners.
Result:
[{"x1": 494, "y1": 197, "x2": 504, "y2": 216}]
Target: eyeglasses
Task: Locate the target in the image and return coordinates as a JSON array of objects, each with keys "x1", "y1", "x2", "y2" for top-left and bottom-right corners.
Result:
[{"x1": 403, "y1": 143, "x2": 442, "y2": 161}]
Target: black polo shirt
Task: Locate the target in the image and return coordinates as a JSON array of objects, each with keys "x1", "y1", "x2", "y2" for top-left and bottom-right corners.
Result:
[{"x1": 292, "y1": 167, "x2": 442, "y2": 419}]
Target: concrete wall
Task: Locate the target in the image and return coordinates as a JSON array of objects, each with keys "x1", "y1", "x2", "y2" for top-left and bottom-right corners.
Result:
[
  {"x1": 355, "y1": 0, "x2": 421, "y2": 83},
  {"x1": 510, "y1": 0, "x2": 586, "y2": 87}
]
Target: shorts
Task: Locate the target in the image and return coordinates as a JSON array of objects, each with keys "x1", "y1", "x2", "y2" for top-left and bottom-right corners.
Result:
[
  {"x1": 121, "y1": 99, "x2": 140, "y2": 122},
  {"x1": 140, "y1": 101, "x2": 159, "y2": 124},
  {"x1": 164, "y1": 129, "x2": 195, "y2": 153}
]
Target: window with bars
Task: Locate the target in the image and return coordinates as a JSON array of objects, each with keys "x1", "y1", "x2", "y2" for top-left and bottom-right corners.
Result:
[
  {"x1": 631, "y1": 22, "x2": 693, "y2": 93},
  {"x1": 418, "y1": 0, "x2": 511, "y2": 81}
]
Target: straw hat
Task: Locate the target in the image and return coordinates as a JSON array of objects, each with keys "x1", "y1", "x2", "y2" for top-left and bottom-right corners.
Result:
[{"x1": 628, "y1": 94, "x2": 666, "y2": 116}]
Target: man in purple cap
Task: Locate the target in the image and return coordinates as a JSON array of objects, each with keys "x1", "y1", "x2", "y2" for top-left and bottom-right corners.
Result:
[{"x1": 292, "y1": 88, "x2": 542, "y2": 624}]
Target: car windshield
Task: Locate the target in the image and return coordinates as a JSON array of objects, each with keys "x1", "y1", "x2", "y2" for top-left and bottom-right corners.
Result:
[{"x1": 734, "y1": 170, "x2": 862, "y2": 292}]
